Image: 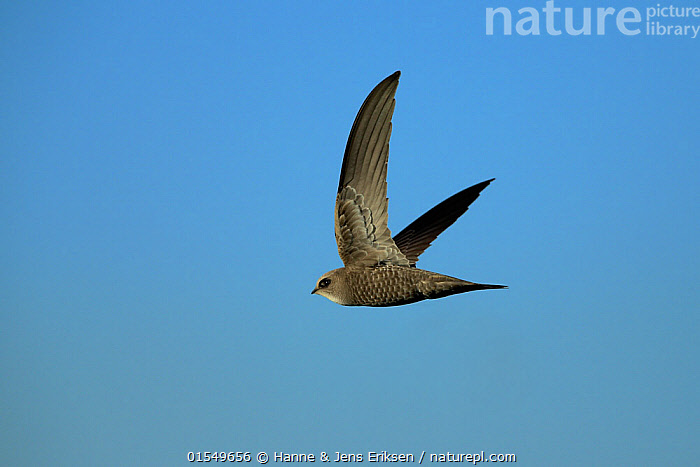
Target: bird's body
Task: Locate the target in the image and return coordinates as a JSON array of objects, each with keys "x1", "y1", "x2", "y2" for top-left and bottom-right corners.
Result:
[
  {"x1": 318, "y1": 266, "x2": 505, "y2": 307},
  {"x1": 312, "y1": 71, "x2": 505, "y2": 307}
]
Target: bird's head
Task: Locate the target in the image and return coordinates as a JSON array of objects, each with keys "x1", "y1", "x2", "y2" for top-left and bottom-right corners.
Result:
[{"x1": 311, "y1": 268, "x2": 353, "y2": 305}]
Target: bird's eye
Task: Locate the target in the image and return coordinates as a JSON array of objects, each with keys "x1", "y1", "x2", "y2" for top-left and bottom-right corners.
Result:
[{"x1": 319, "y1": 278, "x2": 331, "y2": 288}]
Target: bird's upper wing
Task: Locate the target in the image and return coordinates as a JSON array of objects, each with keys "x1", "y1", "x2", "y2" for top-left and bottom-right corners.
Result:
[
  {"x1": 392, "y1": 179, "x2": 495, "y2": 265},
  {"x1": 335, "y1": 71, "x2": 409, "y2": 268}
]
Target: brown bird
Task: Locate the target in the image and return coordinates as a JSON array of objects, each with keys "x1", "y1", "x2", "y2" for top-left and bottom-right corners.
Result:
[{"x1": 312, "y1": 71, "x2": 506, "y2": 306}]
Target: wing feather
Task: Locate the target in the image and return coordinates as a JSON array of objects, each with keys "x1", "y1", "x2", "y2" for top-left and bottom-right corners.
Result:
[
  {"x1": 335, "y1": 72, "x2": 409, "y2": 267},
  {"x1": 393, "y1": 179, "x2": 495, "y2": 265}
]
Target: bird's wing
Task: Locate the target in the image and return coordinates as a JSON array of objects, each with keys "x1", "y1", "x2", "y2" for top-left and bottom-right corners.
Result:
[
  {"x1": 392, "y1": 179, "x2": 495, "y2": 265},
  {"x1": 335, "y1": 71, "x2": 409, "y2": 268}
]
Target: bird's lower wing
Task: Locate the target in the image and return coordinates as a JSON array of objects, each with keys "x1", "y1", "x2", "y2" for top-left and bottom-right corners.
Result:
[{"x1": 393, "y1": 179, "x2": 495, "y2": 265}]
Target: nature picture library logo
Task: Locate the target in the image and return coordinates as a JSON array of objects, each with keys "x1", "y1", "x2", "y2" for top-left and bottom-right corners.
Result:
[{"x1": 485, "y1": 1, "x2": 700, "y2": 38}]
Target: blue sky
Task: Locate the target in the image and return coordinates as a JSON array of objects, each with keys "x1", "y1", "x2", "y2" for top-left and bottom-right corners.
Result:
[{"x1": 2, "y1": 1, "x2": 698, "y2": 465}]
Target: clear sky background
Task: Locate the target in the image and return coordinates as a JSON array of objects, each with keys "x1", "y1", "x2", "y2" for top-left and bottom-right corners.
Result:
[{"x1": 2, "y1": 1, "x2": 698, "y2": 466}]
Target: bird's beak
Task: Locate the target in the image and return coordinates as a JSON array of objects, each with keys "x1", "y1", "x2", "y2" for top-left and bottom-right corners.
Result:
[{"x1": 311, "y1": 288, "x2": 318, "y2": 295}]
